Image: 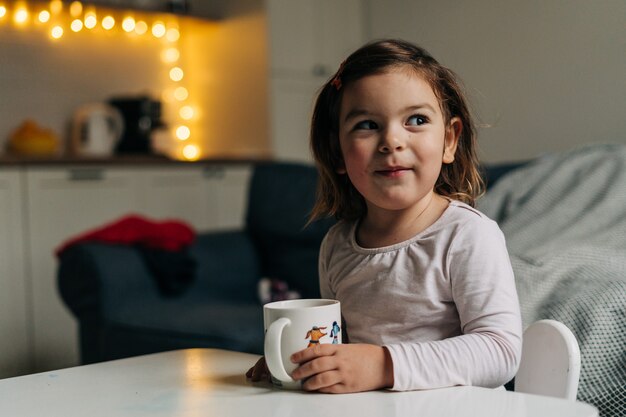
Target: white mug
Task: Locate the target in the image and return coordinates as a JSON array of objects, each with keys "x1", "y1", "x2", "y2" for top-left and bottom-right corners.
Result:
[{"x1": 264, "y1": 299, "x2": 341, "y2": 389}]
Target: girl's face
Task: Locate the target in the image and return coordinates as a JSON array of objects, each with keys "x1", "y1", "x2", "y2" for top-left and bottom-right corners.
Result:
[{"x1": 337, "y1": 68, "x2": 460, "y2": 216}]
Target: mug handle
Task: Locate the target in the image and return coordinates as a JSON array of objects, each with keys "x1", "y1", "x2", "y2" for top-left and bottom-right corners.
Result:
[{"x1": 264, "y1": 317, "x2": 294, "y2": 382}]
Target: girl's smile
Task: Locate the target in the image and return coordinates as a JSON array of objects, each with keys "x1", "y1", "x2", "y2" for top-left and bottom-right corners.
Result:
[{"x1": 374, "y1": 166, "x2": 413, "y2": 178}]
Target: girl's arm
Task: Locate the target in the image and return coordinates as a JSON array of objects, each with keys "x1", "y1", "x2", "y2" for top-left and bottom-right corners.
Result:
[{"x1": 385, "y1": 218, "x2": 522, "y2": 390}]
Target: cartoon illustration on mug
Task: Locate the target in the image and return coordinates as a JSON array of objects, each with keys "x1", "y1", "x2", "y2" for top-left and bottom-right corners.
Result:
[
  {"x1": 305, "y1": 326, "x2": 327, "y2": 347},
  {"x1": 330, "y1": 321, "x2": 341, "y2": 344}
]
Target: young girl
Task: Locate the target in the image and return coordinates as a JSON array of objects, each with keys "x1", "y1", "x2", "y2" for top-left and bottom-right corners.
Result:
[{"x1": 248, "y1": 39, "x2": 522, "y2": 394}]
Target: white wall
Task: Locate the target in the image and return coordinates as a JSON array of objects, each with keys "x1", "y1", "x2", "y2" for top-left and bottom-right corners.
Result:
[
  {"x1": 0, "y1": 18, "x2": 163, "y2": 153},
  {"x1": 364, "y1": 0, "x2": 626, "y2": 162}
]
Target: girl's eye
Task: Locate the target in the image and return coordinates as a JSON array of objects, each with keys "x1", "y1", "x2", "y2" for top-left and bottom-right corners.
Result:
[
  {"x1": 407, "y1": 115, "x2": 428, "y2": 126},
  {"x1": 354, "y1": 120, "x2": 378, "y2": 130}
]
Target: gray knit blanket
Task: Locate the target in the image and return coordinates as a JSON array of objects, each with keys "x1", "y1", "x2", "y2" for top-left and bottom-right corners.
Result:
[{"x1": 477, "y1": 144, "x2": 626, "y2": 417}]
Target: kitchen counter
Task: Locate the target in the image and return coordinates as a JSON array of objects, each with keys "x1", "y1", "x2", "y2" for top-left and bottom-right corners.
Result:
[{"x1": 0, "y1": 153, "x2": 274, "y2": 166}]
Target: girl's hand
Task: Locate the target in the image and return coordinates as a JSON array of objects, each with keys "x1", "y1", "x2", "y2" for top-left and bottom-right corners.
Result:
[
  {"x1": 290, "y1": 343, "x2": 394, "y2": 393},
  {"x1": 245, "y1": 356, "x2": 271, "y2": 382}
]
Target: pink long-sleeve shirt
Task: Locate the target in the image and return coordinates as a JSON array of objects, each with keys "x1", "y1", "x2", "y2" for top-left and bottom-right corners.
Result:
[{"x1": 319, "y1": 200, "x2": 522, "y2": 391}]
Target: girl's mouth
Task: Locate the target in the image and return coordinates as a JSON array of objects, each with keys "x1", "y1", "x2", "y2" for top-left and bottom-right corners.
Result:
[{"x1": 375, "y1": 167, "x2": 412, "y2": 178}]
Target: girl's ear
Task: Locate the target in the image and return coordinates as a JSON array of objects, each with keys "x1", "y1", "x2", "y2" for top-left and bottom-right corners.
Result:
[{"x1": 443, "y1": 117, "x2": 462, "y2": 164}]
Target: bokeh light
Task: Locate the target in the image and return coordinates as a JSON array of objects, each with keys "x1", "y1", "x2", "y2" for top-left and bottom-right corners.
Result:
[
  {"x1": 101, "y1": 15, "x2": 114, "y2": 30},
  {"x1": 176, "y1": 125, "x2": 191, "y2": 140},
  {"x1": 182, "y1": 144, "x2": 200, "y2": 160}
]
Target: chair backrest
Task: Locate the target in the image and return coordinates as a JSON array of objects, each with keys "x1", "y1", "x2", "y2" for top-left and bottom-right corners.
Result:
[
  {"x1": 245, "y1": 162, "x2": 335, "y2": 298},
  {"x1": 515, "y1": 319, "x2": 581, "y2": 400}
]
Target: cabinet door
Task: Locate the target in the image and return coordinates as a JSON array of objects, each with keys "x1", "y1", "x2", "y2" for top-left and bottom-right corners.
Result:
[
  {"x1": 137, "y1": 165, "x2": 218, "y2": 231},
  {"x1": 269, "y1": 77, "x2": 321, "y2": 162},
  {"x1": 139, "y1": 164, "x2": 251, "y2": 232},
  {"x1": 0, "y1": 169, "x2": 31, "y2": 378},
  {"x1": 267, "y1": 0, "x2": 365, "y2": 78},
  {"x1": 267, "y1": 0, "x2": 365, "y2": 161},
  {"x1": 316, "y1": 0, "x2": 366, "y2": 74},
  {"x1": 267, "y1": 0, "x2": 317, "y2": 77},
  {"x1": 25, "y1": 166, "x2": 141, "y2": 372}
]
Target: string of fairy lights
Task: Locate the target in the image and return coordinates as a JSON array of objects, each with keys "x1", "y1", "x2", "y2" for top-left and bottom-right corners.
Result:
[{"x1": 0, "y1": 0, "x2": 200, "y2": 160}]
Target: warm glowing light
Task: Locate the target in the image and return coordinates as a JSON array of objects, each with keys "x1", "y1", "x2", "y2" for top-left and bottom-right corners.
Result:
[
  {"x1": 166, "y1": 28, "x2": 180, "y2": 42},
  {"x1": 50, "y1": 25, "x2": 63, "y2": 39},
  {"x1": 134, "y1": 20, "x2": 147, "y2": 35},
  {"x1": 169, "y1": 67, "x2": 184, "y2": 82},
  {"x1": 69, "y1": 1, "x2": 82, "y2": 17},
  {"x1": 161, "y1": 47, "x2": 180, "y2": 63},
  {"x1": 174, "y1": 87, "x2": 188, "y2": 101},
  {"x1": 50, "y1": 0, "x2": 63, "y2": 14},
  {"x1": 176, "y1": 125, "x2": 191, "y2": 140},
  {"x1": 179, "y1": 106, "x2": 194, "y2": 120},
  {"x1": 84, "y1": 12, "x2": 96, "y2": 29},
  {"x1": 152, "y1": 21, "x2": 166, "y2": 38},
  {"x1": 71, "y1": 18, "x2": 83, "y2": 32},
  {"x1": 38, "y1": 10, "x2": 50, "y2": 23},
  {"x1": 122, "y1": 16, "x2": 135, "y2": 32},
  {"x1": 3, "y1": 0, "x2": 198, "y2": 160},
  {"x1": 102, "y1": 15, "x2": 114, "y2": 30},
  {"x1": 182, "y1": 144, "x2": 200, "y2": 160},
  {"x1": 14, "y1": 8, "x2": 29, "y2": 25}
]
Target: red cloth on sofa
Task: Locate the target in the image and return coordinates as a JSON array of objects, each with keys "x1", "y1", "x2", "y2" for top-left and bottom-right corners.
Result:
[{"x1": 55, "y1": 214, "x2": 196, "y2": 257}]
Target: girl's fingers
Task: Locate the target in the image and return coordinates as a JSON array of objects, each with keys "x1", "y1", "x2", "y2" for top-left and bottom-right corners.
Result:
[
  {"x1": 247, "y1": 357, "x2": 269, "y2": 381},
  {"x1": 291, "y1": 343, "x2": 337, "y2": 364},
  {"x1": 291, "y1": 355, "x2": 337, "y2": 381},
  {"x1": 317, "y1": 383, "x2": 348, "y2": 394},
  {"x1": 301, "y1": 370, "x2": 343, "y2": 391}
]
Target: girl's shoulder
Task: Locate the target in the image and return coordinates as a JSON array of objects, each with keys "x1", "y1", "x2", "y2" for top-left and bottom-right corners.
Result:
[
  {"x1": 318, "y1": 220, "x2": 356, "y2": 264},
  {"x1": 442, "y1": 200, "x2": 506, "y2": 242},
  {"x1": 444, "y1": 200, "x2": 499, "y2": 226},
  {"x1": 322, "y1": 219, "x2": 355, "y2": 246}
]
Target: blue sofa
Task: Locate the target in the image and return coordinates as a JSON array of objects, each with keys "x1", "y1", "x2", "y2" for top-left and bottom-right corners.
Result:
[
  {"x1": 57, "y1": 161, "x2": 522, "y2": 364},
  {"x1": 58, "y1": 162, "x2": 337, "y2": 363}
]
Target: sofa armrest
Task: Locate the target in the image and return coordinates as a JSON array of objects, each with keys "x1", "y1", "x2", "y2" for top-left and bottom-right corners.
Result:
[{"x1": 57, "y1": 230, "x2": 262, "y2": 326}]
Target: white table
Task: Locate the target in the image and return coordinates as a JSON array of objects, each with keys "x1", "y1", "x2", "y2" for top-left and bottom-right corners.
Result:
[{"x1": 0, "y1": 348, "x2": 598, "y2": 417}]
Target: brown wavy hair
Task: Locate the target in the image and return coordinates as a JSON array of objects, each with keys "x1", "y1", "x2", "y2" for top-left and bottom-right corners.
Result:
[{"x1": 309, "y1": 39, "x2": 484, "y2": 222}]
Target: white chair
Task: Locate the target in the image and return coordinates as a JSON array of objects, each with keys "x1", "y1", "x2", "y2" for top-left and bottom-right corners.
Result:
[{"x1": 515, "y1": 319, "x2": 581, "y2": 400}]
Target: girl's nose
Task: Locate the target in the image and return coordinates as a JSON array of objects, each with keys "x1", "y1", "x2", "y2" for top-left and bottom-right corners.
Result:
[{"x1": 378, "y1": 129, "x2": 406, "y2": 153}]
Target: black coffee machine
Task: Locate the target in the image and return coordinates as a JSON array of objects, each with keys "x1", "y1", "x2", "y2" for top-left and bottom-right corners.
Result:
[{"x1": 109, "y1": 96, "x2": 162, "y2": 154}]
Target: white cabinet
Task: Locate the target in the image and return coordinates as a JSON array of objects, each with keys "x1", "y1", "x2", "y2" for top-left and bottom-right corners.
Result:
[
  {"x1": 139, "y1": 164, "x2": 251, "y2": 231},
  {"x1": 1, "y1": 162, "x2": 251, "y2": 375},
  {"x1": 26, "y1": 166, "x2": 141, "y2": 372},
  {"x1": 268, "y1": 77, "x2": 323, "y2": 163},
  {"x1": 266, "y1": 0, "x2": 365, "y2": 162},
  {"x1": 0, "y1": 169, "x2": 30, "y2": 378}
]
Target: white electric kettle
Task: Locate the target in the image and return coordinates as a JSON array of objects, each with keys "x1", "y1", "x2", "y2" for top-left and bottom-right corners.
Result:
[{"x1": 69, "y1": 103, "x2": 124, "y2": 156}]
